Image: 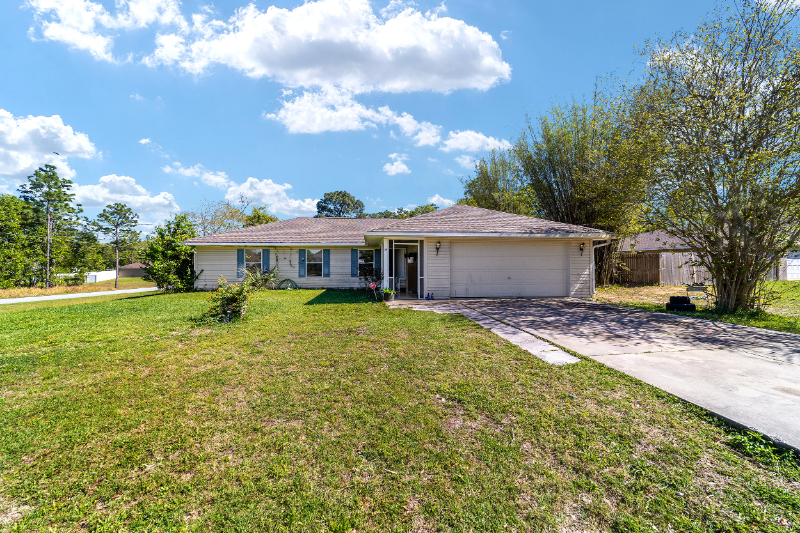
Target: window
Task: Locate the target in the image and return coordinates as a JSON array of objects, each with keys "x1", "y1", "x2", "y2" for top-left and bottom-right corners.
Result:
[
  {"x1": 306, "y1": 249, "x2": 323, "y2": 277},
  {"x1": 358, "y1": 249, "x2": 375, "y2": 276},
  {"x1": 245, "y1": 249, "x2": 262, "y2": 274}
]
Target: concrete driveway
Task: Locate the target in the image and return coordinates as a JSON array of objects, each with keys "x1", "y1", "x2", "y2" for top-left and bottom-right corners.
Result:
[{"x1": 458, "y1": 298, "x2": 800, "y2": 450}]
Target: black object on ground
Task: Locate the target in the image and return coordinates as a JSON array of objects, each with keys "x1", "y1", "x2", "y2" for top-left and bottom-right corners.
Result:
[
  {"x1": 666, "y1": 302, "x2": 697, "y2": 311},
  {"x1": 670, "y1": 296, "x2": 691, "y2": 304}
]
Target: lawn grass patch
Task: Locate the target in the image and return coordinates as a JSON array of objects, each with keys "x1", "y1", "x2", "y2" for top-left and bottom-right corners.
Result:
[
  {"x1": 595, "y1": 283, "x2": 800, "y2": 335},
  {"x1": 0, "y1": 290, "x2": 797, "y2": 531}
]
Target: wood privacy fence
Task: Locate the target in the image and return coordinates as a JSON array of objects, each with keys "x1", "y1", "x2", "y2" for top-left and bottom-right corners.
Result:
[
  {"x1": 614, "y1": 252, "x2": 711, "y2": 286},
  {"x1": 614, "y1": 251, "x2": 785, "y2": 285}
]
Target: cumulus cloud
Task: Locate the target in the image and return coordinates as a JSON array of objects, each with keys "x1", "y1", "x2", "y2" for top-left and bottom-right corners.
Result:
[
  {"x1": 454, "y1": 154, "x2": 476, "y2": 169},
  {"x1": 224, "y1": 177, "x2": 317, "y2": 216},
  {"x1": 0, "y1": 109, "x2": 97, "y2": 187},
  {"x1": 73, "y1": 174, "x2": 180, "y2": 216},
  {"x1": 138, "y1": 138, "x2": 150, "y2": 144},
  {"x1": 500, "y1": 30, "x2": 511, "y2": 40},
  {"x1": 26, "y1": 0, "x2": 187, "y2": 62},
  {"x1": 383, "y1": 153, "x2": 410, "y2": 175},
  {"x1": 440, "y1": 130, "x2": 511, "y2": 152},
  {"x1": 130, "y1": 93, "x2": 145, "y2": 100},
  {"x1": 143, "y1": 0, "x2": 510, "y2": 93},
  {"x1": 428, "y1": 193, "x2": 454, "y2": 207},
  {"x1": 265, "y1": 87, "x2": 441, "y2": 145},
  {"x1": 161, "y1": 162, "x2": 232, "y2": 188},
  {"x1": 28, "y1": 0, "x2": 509, "y2": 92}
]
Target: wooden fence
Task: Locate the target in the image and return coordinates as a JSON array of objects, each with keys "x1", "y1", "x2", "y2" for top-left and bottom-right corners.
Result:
[{"x1": 614, "y1": 251, "x2": 786, "y2": 286}]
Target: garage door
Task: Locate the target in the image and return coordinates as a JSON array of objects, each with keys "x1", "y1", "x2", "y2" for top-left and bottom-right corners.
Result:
[
  {"x1": 450, "y1": 242, "x2": 569, "y2": 298},
  {"x1": 788, "y1": 251, "x2": 800, "y2": 281}
]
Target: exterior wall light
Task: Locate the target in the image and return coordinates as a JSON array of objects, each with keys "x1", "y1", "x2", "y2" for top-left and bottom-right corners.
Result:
[
  {"x1": 580, "y1": 242, "x2": 585, "y2": 255},
  {"x1": 436, "y1": 241, "x2": 441, "y2": 255}
]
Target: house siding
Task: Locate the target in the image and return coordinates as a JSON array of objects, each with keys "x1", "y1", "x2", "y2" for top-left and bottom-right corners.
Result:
[
  {"x1": 194, "y1": 246, "x2": 367, "y2": 290},
  {"x1": 424, "y1": 239, "x2": 450, "y2": 299},
  {"x1": 569, "y1": 240, "x2": 593, "y2": 298},
  {"x1": 196, "y1": 238, "x2": 596, "y2": 298}
]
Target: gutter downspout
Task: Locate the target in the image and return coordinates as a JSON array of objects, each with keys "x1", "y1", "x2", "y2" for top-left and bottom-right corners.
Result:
[{"x1": 591, "y1": 239, "x2": 612, "y2": 296}]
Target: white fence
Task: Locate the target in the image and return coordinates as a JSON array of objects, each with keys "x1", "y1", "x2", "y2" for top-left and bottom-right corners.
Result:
[{"x1": 85, "y1": 270, "x2": 117, "y2": 283}]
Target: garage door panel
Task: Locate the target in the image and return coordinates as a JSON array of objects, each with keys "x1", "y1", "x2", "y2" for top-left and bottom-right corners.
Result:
[{"x1": 450, "y1": 242, "x2": 569, "y2": 298}]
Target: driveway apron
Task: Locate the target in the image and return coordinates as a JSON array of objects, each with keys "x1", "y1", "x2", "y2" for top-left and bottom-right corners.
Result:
[{"x1": 460, "y1": 298, "x2": 800, "y2": 450}]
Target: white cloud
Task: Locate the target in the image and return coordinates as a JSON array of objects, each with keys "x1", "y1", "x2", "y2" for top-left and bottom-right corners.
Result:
[
  {"x1": 440, "y1": 130, "x2": 511, "y2": 152},
  {"x1": 0, "y1": 109, "x2": 97, "y2": 187},
  {"x1": 27, "y1": 0, "x2": 187, "y2": 62},
  {"x1": 130, "y1": 93, "x2": 145, "y2": 100},
  {"x1": 138, "y1": 138, "x2": 151, "y2": 144},
  {"x1": 224, "y1": 177, "x2": 317, "y2": 216},
  {"x1": 265, "y1": 86, "x2": 441, "y2": 145},
  {"x1": 383, "y1": 153, "x2": 410, "y2": 175},
  {"x1": 454, "y1": 154, "x2": 476, "y2": 169},
  {"x1": 143, "y1": 0, "x2": 510, "y2": 93},
  {"x1": 73, "y1": 174, "x2": 180, "y2": 216},
  {"x1": 428, "y1": 193, "x2": 454, "y2": 207},
  {"x1": 500, "y1": 30, "x2": 511, "y2": 40},
  {"x1": 161, "y1": 162, "x2": 232, "y2": 189},
  {"x1": 427, "y1": 157, "x2": 438, "y2": 162}
]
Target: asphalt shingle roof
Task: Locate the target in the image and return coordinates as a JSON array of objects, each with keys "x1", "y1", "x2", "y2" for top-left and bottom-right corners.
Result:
[
  {"x1": 366, "y1": 204, "x2": 608, "y2": 235},
  {"x1": 619, "y1": 230, "x2": 690, "y2": 252},
  {"x1": 185, "y1": 217, "x2": 381, "y2": 245},
  {"x1": 184, "y1": 205, "x2": 608, "y2": 245}
]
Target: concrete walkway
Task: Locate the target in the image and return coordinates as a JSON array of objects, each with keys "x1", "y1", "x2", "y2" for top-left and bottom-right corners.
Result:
[
  {"x1": 0, "y1": 287, "x2": 161, "y2": 305},
  {"x1": 457, "y1": 298, "x2": 800, "y2": 450}
]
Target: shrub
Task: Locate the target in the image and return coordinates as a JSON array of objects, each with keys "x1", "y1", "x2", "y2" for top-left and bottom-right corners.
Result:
[
  {"x1": 247, "y1": 266, "x2": 279, "y2": 290},
  {"x1": 196, "y1": 277, "x2": 253, "y2": 324}
]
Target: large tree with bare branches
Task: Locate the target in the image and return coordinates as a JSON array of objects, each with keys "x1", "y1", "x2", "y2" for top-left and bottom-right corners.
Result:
[{"x1": 640, "y1": 0, "x2": 800, "y2": 311}]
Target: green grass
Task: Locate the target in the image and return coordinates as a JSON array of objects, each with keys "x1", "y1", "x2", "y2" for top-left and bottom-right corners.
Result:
[
  {"x1": 1, "y1": 290, "x2": 798, "y2": 531},
  {"x1": 595, "y1": 282, "x2": 800, "y2": 335}
]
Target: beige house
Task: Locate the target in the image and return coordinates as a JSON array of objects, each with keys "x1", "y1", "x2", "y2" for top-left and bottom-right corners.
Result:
[{"x1": 186, "y1": 205, "x2": 610, "y2": 299}]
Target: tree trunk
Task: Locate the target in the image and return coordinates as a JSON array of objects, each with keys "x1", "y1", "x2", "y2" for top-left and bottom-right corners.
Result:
[
  {"x1": 45, "y1": 200, "x2": 51, "y2": 289},
  {"x1": 115, "y1": 226, "x2": 119, "y2": 289}
]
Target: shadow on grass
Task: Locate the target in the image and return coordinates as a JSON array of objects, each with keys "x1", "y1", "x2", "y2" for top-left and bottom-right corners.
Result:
[{"x1": 305, "y1": 289, "x2": 377, "y2": 305}]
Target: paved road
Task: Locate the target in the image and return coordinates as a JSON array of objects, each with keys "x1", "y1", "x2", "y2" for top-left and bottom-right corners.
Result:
[
  {"x1": 456, "y1": 298, "x2": 800, "y2": 450},
  {"x1": 0, "y1": 287, "x2": 161, "y2": 305}
]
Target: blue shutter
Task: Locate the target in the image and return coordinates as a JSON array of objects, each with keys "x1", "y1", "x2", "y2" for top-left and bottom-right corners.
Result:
[
  {"x1": 351, "y1": 248, "x2": 358, "y2": 277},
  {"x1": 374, "y1": 248, "x2": 381, "y2": 272},
  {"x1": 237, "y1": 249, "x2": 245, "y2": 278},
  {"x1": 298, "y1": 249, "x2": 306, "y2": 277},
  {"x1": 323, "y1": 249, "x2": 330, "y2": 277},
  {"x1": 262, "y1": 249, "x2": 270, "y2": 273}
]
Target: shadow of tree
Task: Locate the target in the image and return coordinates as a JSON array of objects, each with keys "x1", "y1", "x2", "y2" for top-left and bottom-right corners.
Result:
[{"x1": 305, "y1": 289, "x2": 376, "y2": 305}]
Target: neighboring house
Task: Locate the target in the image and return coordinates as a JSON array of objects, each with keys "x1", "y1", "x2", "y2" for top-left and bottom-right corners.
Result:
[
  {"x1": 118, "y1": 262, "x2": 148, "y2": 278},
  {"x1": 186, "y1": 204, "x2": 611, "y2": 299},
  {"x1": 618, "y1": 230, "x2": 789, "y2": 285}
]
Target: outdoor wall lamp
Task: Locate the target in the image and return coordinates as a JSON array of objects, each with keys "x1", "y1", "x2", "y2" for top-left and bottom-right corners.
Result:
[
  {"x1": 580, "y1": 242, "x2": 585, "y2": 256},
  {"x1": 436, "y1": 241, "x2": 441, "y2": 255}
]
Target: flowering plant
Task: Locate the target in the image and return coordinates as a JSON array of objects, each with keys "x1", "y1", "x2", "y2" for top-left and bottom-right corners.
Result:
[{"x1": 195, "y1": 276, "x2": 253, "y2": 325}]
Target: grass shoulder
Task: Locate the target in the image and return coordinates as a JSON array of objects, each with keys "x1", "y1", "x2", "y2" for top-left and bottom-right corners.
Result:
[{"x1": 0, "y1": 276, "x2": 156, "y2": 300}]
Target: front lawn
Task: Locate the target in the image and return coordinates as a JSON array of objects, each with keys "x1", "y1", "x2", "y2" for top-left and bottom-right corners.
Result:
[
  {"x1": 0, "y1": 290, "x2": 797, "y2": 531},
  {"x1": 594, "y1": 282, "x2": 800, "y2": 335}
]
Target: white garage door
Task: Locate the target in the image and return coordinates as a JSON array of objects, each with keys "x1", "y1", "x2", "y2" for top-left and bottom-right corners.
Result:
[
  {"x1": 788, "y1": 251, "x2": 800, "y2": 281},
  {"x1": 450, "y1": 242, "x2": 569, "y2": 298}
]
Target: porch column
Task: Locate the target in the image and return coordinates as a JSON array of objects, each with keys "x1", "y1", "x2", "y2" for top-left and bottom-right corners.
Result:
[{"x1": 382, "y1": 238, "x2": 389, "y2": 290}]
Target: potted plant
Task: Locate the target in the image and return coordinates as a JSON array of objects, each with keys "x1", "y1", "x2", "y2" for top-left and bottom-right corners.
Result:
[{"x1": 383, "y1": 288, "x2": 396, "y2": 301}]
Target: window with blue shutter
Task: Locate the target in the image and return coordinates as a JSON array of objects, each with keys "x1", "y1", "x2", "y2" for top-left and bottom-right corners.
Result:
[
  {"x1": 322, "y1": 249, "x2": 330, "y2": 277},
  {"x1": 262, "y1": 249, "x2": 270, "y2": 273},
  {"x1": 237, "y1": 249, "x2": 245, "y2": 278},
  {"x1": 374, "y1": 248, "x2": 381, "y2": 272},
  {"x1": 299, "y1": 249, "x2": 306, "y2": 277},
  {"x1": 351, "y1": 248, "x2": 358, "y2": 277}
]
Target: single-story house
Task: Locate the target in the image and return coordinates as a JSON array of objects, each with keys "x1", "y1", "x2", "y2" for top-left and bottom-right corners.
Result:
[
  {"x1": 185, "y1": 205, "x2": 610, "y2": 299},
  {"x1": 618, "y1": 230, "x2": 790, "y2": 285},
  {"x1": 118, "y1": 262, "x2": 148, "y2": 278}
]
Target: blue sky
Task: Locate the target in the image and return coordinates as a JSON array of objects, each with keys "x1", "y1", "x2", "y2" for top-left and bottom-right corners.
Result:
[{"x1": 0, "y1": 0, "x2": 714, "y2": 226}]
